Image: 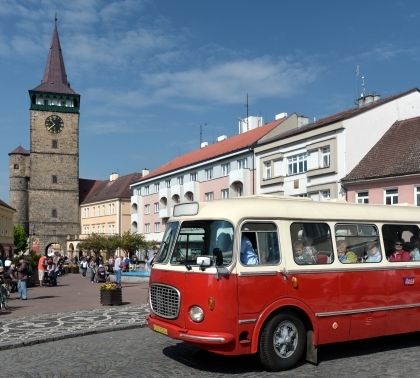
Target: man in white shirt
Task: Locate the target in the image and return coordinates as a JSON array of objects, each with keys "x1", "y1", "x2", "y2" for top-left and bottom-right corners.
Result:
[{"x1": 114, "y1": 255, "x2": 122, "y2": 286}]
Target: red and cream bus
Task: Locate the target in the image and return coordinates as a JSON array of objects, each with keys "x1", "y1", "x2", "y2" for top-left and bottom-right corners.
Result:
[{"x1": 146, "y1": 195, "x2": 420, "y2": 371}]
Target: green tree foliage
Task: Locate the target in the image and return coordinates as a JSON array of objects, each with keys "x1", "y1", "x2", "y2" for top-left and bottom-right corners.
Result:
[
  {"x1": 78, "y1": 233, "x2": 108, "y2": 256},
  {"x1": 120, "y1": 231, "x2": 146, "y2": 257},
  {"x1": 105, "y1": 234, "x2": 122, "y2": 256},
  {"x1": 13, "y1": 225, "x2": 28, "y2": 253}
]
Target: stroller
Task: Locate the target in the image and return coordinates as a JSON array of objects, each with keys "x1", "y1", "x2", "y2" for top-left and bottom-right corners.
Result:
[
  {"x1": 0, "y1": 277, "x2": 10, "y2": 312},
  {"x1": 95, "y1": 266, "x2": 109, "y2": 283}
]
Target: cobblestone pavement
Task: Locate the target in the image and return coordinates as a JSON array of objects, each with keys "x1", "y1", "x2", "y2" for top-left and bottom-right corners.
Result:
[
  {"x1": 0, "y1": 304, "x2": 149, "y2": 350},
  {"x1": 1, "y1": 326, "x2": 420, "y2": 377}
]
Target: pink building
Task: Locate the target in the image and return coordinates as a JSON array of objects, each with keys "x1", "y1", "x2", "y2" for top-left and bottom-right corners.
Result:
[{"x1": 342, "y1": 116, "x2": 420, "y2": 206}]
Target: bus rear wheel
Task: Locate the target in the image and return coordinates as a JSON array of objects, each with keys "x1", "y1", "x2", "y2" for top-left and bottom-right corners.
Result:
[{"x1": 258, "y1": 312, "x2": 306, "y2": 371}]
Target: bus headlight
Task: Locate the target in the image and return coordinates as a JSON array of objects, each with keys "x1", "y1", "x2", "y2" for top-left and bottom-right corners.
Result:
[{"x1": 189, "y1": 306, "x2": 204, "y2": 322}]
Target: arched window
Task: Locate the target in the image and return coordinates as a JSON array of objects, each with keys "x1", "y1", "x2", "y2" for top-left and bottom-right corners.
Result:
[
  {"x1": 52, "y1": 175, "x2": 58, "y2": 184},
  {"x1": 52, "y1": 140, "x2": 58, "y2": 149},
  {"x1": 52, "y1": 209, "x2": 58, "y2": 218}
]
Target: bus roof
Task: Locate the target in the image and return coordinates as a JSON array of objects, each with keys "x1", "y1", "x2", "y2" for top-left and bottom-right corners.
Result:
[{"x1": 171, "y1": 195, "x2": 419, "y2": 224}]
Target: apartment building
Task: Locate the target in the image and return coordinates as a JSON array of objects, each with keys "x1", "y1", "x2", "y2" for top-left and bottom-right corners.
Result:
[
  {"x1": 254, "y1": 88, "x2": 420, "y2": 200},
  {"x1": 0, "y1": 199, "x2": 16, "y2": 260}
]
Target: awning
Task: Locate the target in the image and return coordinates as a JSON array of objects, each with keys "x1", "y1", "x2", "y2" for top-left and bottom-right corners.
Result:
[{"x1": 0, "y1": 243, "x2": 11, "y2": 251}]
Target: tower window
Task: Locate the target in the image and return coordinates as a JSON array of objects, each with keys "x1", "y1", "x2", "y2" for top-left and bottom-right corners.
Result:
[
  {"x1": 52, "y1": 140, "x2": 58, "y2": 149},
  {"x1": 61, "y1": 101, "x2": 65, "y2": 107},
  {"x1": 52, "y1": 209, "x2": 57, "y2": 218},
  {"x1": 52, "y1": 175, "x2": 58, "y2": 184},
  {"x1": 14, "y1": 164, "x2": 19, "y2": 169},
  {"x1": 44, "y1": 99, "x2": 49, "y2": 105}
]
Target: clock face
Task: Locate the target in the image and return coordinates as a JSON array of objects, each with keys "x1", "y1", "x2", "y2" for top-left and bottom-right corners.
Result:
[{"x1": 45, "y1": 115, "x2": 64, "y2": 134}]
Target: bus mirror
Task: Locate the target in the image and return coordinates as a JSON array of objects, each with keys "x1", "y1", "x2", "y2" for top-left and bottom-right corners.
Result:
[
  {"x1": 197, "y1": 256, "x2": 212, "y2": 267},
  {"x1": 213, "y1": 248, "x2": 223, "y2": 266}
]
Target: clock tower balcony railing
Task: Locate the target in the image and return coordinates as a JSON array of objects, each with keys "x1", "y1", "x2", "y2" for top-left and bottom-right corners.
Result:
[{"x1": 30, "y1": 104, "x2": 79, "y2": 113}]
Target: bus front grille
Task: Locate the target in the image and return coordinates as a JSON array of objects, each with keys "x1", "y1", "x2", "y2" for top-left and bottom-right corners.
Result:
[{"x1": 150, "y1": 284, "x2": 180, "y2": 319}]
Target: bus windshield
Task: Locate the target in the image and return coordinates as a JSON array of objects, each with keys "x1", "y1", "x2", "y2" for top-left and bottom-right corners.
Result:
[
  {"x1": 154, "y1": 221, "x2": 179, "y2": 264},
  {"x1": 171, "y1": 220, "x2": 234, "y2": 267}
]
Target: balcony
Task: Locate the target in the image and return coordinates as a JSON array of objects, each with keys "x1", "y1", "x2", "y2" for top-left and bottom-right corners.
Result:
[{"x1": 159, "y1": 208, "x2": 169, "y2": 218}]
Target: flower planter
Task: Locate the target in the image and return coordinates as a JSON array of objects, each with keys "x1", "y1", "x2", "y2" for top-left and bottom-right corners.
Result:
[
  {"x1": 71, "y1": 267, "x2": 80, "y2": 274},
  {"x1": 100, "y1": 288, "x2": 122, "y2": 306}
]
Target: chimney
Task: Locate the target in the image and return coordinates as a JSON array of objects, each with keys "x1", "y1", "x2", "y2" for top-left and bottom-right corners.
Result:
[
  {"x1": 297, "y1": 116, "x2": 309, "y2": 128},
  {"x1": 357, "y1": 93, "x2": 381, "y2": 108},
  {"x1": 141, "y1": 168, "x2": 149, "y2": 177},
  {"x1": 201, "y1": 142, "x2": 208, "y2": 148},
  {"x1": 110, "y1": 172, "x2": 119, "y2": 181},
  {"x1": 217, "y1": 135, "x2": 227, "y2": 142}
]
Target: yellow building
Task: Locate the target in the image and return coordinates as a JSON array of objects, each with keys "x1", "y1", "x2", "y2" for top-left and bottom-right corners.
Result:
[
  {"x1": 0, "y1": 199, "x2": 16, "y2": 260},
  {"x1": 67, "y1": 173, "x2": 142, "y2": 260}
]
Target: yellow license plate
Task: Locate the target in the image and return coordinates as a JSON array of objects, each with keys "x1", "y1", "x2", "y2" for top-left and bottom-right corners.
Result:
[{"x1": 153, "y1": 325, "x2": 168, "y2": 335}]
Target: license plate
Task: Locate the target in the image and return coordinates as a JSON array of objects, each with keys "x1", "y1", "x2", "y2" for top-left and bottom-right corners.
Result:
[{"x1": 153, "y1": 325, "x2": 168, "y2": 335}]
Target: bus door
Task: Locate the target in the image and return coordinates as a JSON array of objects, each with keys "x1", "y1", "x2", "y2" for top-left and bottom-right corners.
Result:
[
  {"x1": 237, "y1": 222, "x2": 285, "y2": 315},
  {"x1": 383, "y1": 224, "x2": 420, "y2": 335}
]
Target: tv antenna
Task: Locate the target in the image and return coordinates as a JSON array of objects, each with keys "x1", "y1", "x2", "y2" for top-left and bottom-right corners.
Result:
[
  {"x1": 355, "y1": 65, "x2": 359, "y2": 97},
  {"x1": 244, "y1": 93, "x2": 249, "y2": 131},
  {"x1": 200, "y1": 122, "x2": 208, "y2": 147}
]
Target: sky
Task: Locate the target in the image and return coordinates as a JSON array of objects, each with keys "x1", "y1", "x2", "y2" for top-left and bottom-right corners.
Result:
[{"x1": 0, "y1": 0, "x2": 419, "y2": 203}]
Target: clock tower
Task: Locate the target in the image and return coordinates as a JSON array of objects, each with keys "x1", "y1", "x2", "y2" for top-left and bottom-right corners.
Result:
[{"x1": 27, "y1": 20, "x2": 81, "y2": 253}]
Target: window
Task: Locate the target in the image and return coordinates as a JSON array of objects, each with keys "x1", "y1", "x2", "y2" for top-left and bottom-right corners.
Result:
[
  {"x1": 288, "y1": 153, "x2": 307, "y2": 175},
  {"x1": 205, "y1": 192, "x2": 214, "y2": 201},
  {"x1": 52, "y1": 175, "x2": 58, "y2": 184},
  {"x1": 385, "y1": 189, "x2": 398, "y2": 205},
  {"x1": 52, "y1": 140, "x2": 58, "y2": 149},
  {"x1": 221, "y1": 189, "x2": 229, "y2": 199},
  {"x1": 357, "y1": 191, "x2": 369, "y2": 204},
  {"x1": 52, "y1": 209, "x2": 57, "y2": 218},
  {"x1": 111, "y1": 204, "x2": 115, "y2": 214},
  {"x1": 144, "y1": 186, "x2": 149, "y2": 195},
  {"x1": 145, "y1": 223, "x2": 150, "y2": 233},
  {"x1": 108, "y1": 204, "x2": 111, "y2": 214},
  {"x1": 92, "y1": 207, "x2": 95, "y2": 216},
  {"x1": 321, "y1": 190, "x2": 330, "y2": 200},
  {"x1": 154, "y1": 202, "x2": 159, "y2": 213},
  {"x1": 335, "y1": 223, "x2": 380, "y2": 263},
  {"x1": 61, "y1": 101, "x2": 65, "y2": 107},
  {"x1": 154, "y1": 183, "x2": 160, "y2": 192},
  {"x1": 382, "y1": 224, "x2": 420, "y2": 261},
  {"x1": 164, "y1": 180, "x2": 171, "y2": 188},
  {"x1": 221, "y1": 163, "x2": 230, "y2": 176},
  {"x1": 177, "y1": 176, "x2": 184, "y2": 185},
  {"x1": 237, "y1": 184, "x2": 243, "y2": 197},
  {"x1": 101, "y1": 225, "x2": 105, "y2": 234},
  {"x1": 296, "y1": 194, "x2": 308, "y2": 198},
  {"x1": 84, "y1": 226, "x2": 89, "y2": 235},
  {"x1": 290, "y1": 222, "x2": 333, "y2": 265},
  {"x1": 13, "y1": 164, "x2": 19, "y2": 169},
  {"x1": 240, "y1": 222, "x2": 280, "y2": 266},
  {"x1": 86, "y1": 208, "x2": 89, "y2": 218},
  {"x1": 44, "y1": 99, "x2": 49, "y2": 105},
  {"x1": 108, "y1": 224, "x2": 115, "y2": 235},
  {"x1": 102, "y1": 205, "x2": 105, "y2": 216},
  {"x1": 237, "y1": 158, "x2": 247, "y2": 169},
  {"x1": 190, "y1": 172, "x2": 197, "y2": 181},
  {"x1": 145, "y1": 204, "x2": 150, "y2": 214},
  {"x1": 322, "y1": 147, "x2": 330, "y2": 168},
  {"x1": 416, "y1": 187, "x2": 420, "y2": 206},
  {"x1": 264, "y1": 162, "x2": 272, "y2": 179},
  {"x1": 155, "y1": 222, "x2": 161, "y2": 233},
  {"x1": 205, "y1": 168, "x2": 213, "y2": 180}
]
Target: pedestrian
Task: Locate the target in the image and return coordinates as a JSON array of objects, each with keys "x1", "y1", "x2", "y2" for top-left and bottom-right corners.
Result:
[
  {"x1": 17, "y1": 257, "x2": 28, "y2": 300},
  {"x1": 4, "y1": 256, "x2": 11, "y2": 269},
  {"x1": 80, "y1": 257, "x2": 88, "y2": 278},
  {"x1": 123, "y1": 255, "x2": 130, "y2": 272},
  {"x1": 46, "y1": 258, "x2": 58, "y2": 286},
  {"x1": 131, "y1": 254, "x2": 138, "y2": 271},
  {"x1": 114, "y1": 255, "x2": 122, "y2": 287},
  {"x1": 38, "y1": 254, "x2": 47, "y2": 287},
  {"x1": 74, "y1": 255, "x2": 79, "y2": 265},
  {"x1": 90, "y1": 258, "x2": 97, "y2": 283}
]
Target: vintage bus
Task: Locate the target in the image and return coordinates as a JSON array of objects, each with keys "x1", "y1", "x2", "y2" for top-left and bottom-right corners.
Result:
[{"x1": 146, "y1": 195, "x2": 420, "y2": 371}]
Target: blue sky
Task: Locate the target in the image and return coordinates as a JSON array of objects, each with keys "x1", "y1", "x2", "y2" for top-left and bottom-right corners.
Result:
[{"x1": 1, "y1": 0, "x2": 419, "y2": 203}]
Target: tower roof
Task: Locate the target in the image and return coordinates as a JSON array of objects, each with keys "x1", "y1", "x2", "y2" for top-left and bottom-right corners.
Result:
[
  {"x1": 8, "y1": 146, "x2": 30, "y2": 156},
  {"x1": 31, "y1": 23, "x2": 78, "y2": 95}
]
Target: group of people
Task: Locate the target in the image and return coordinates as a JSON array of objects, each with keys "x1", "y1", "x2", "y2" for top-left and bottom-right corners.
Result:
[{"x1": 0, "y1": 256, "x2": 31, "y2": 300}]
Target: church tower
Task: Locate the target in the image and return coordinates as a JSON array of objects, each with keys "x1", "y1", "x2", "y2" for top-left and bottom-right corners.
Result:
[{"x1": 26, "y1": 19, "x2": 81, "y2": 253}]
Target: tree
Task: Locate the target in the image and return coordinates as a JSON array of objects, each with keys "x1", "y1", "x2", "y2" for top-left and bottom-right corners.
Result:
[
  {"x1": 14, "y1": 225, "x2": 28, "y2": 253},
  {"x1": 78, "y1": 233, "x2": 108, "y2": 256},
  {"x1": 120, "y1": 231, "x2": 146, "y2": 257},
  {"x1": 105, "y1": 234, "x2": 122, "y2": 256}
]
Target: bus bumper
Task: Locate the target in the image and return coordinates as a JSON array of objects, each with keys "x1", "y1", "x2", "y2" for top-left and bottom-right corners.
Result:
[{"x1": 146, "y1": 315, "x2": 235, "y2": 345}]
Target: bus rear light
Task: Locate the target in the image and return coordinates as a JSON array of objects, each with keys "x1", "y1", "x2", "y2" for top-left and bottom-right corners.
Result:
[
  {"x1": 291, "y1": 276, "x2": 298, "y2": 289},
  {"x1": 189, "y1": 306, "x2": 204, "y2": 322},
  {"x1": 208, "y1": 297, "x2": 215, "y2": 310}
]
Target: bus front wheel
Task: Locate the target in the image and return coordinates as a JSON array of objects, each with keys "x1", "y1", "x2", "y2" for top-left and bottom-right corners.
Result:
[{"x1": 258, "y1": 312, "x2": 306, "y2": 371}]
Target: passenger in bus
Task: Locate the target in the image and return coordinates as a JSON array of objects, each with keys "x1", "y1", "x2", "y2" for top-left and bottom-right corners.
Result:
[
  {"x1": 217, "y1": 233, "x2": 233, "y2": 252},
  {"x1": 336, "y1": 240, "x2": 357, "y2": 263},
  {"x1": 364, "y1": 239, "x2": 382, "y2": 262},
  {"x1": 409, "y1": 236, "x2": 420, "y2": 261},
  {"x1": 293, "y1": 241, "x2": 311, "y2": 265},
  {"x1": 302, "y1": 236, "x2": 318, "y2": 264},
  {"x1": 240, "y1": 234, "x2": 258, "y2": 265},
  {"x1": 389, "y1": 240, "x2": 410, "y2": 262}
]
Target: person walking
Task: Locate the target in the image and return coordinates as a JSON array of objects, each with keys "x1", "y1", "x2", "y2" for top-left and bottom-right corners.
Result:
[
  {"x1": 38, "y1": 254, "x2": 47, "y2": 287},
  {"x1": 123, "y1": 255, "x2": 130, "y2": 272},
  {"x1": 131, "y1": 254, "x2": 138, "y2": 271},
  {"x1": 114, "y1": 255, "x2": 122, "y2": 287},
  {"x1": 17, "y1": 257, "x2": 28, "y2": 300},
  {"x1": 80, "y1": 257, "x2": 88, "y2": 278},
  {"x1": 89, "y1": 258, "x2": 97, "y2": 283}
]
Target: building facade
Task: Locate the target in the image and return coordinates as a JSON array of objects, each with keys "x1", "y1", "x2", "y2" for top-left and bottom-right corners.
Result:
[
  {"x1": 342, "y1": 116, "x2": 420, "y2": 206},
  {"x1": 254, "y1": 89, "x2": 420, "y2": 200},
  {"x1": 0, "y1": 199, "x2": 16, "y2": 260},
  {"x1": 8, "y1": 21, "x2": 81, "y2": 254}
]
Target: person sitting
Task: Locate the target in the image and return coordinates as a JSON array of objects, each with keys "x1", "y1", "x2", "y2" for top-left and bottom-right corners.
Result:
[
  {"x1": 410, "y1": 236, "x2": 420, "y2": 261},
  {"x1": 364, "y1": 239, "x2": 382, "y2": 262},
  {"x1": 293, "y1": 240, "x2": 311, "y2": 265},
  {"x1": 389, "y1": 240, "x2": 410, "y2": 262},
  {"x1": 240, "y1": 234, "x2": 258, "y2": 265},
  {"x1": 302, "y1": 235, "x2": 318, "y2": 264},
  {"x1": 336, "y1": 239, "x2": 357, "y2": 263},
  {"x1": 5, "y1": 264, "x2": 18, "y2": 292}
]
